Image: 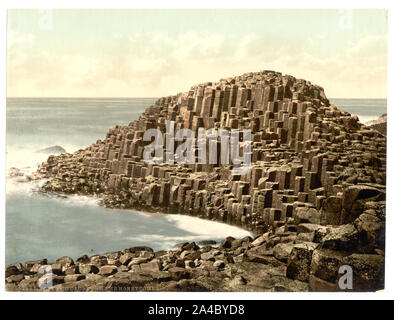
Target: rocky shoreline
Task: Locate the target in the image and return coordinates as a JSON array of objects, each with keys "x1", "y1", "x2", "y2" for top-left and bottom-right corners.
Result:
[
  {"x1": 6, "y1": 199, "x2": 385, "y2": 292},
  {"x1": 9, "y1": 70, "x2": 386, "y2": 292}
]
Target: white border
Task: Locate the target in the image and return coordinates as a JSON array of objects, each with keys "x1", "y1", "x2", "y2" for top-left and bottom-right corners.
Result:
[{"x1": 0, "y1": 0, "x2": 392, "y2": 300}]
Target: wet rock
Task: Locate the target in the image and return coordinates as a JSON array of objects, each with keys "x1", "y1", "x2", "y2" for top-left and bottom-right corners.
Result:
[
  {"x1": 198, "y1": 240, "x2": 217, "y2": 246},
  {"x1": 126, "y1": 246, "x2": 154, "y2": 255},
  {"x1": 220, "y1": 237, "x2": 235, "y2": 249}
]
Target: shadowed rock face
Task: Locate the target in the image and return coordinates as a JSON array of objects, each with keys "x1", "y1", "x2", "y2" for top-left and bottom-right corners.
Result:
[
  {"x1": 20, "y1": 70, "x2": 385, "y2": 292},
  {"x1": 366, "y1": 114, "x2": 387, "y2": 136}
]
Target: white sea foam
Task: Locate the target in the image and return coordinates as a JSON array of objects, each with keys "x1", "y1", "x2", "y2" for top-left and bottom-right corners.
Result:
[
  {"x1": 166, "y1": 215, "x2": 253, "y2": 238},
  {"x1": 60, "y1": 194, "x2": 100, "y2": 207},
  {"x1": 127, "y1": 215, "x2": 254, "y2": 249},
  {"x1": 357, "y1": 115, "x2": 381, "y2": 124},
  {"x1": 5, "y1": 143, "x2": 83, "y2": 203},
  {"x1": 6, "y1": 143, "x2": 81, "y2": 173}
]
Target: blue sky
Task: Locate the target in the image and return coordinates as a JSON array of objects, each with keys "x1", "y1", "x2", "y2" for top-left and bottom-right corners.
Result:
[{"x1": 7, "y1": 9, "x2": 388, "y2": 98}]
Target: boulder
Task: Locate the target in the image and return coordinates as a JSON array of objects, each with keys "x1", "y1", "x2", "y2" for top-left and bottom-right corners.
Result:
[
  {"x1": 6, "y1": 265, "x2": 23, "y2": 277},
  {"x1": 168, "y1": 267, "x2": 190, "y2": 281},
  {"x1": 25, "y1": 259, "x2": 47, "y2": 272},
  {"x1": 296, "y1": 232, "x2": 315, "y2": 243},
  {"x1": 322, "y1": 196, "x2": 342, "y2": 225},
  {"x1": 273, "y1": 243, "x2": 295, "y2": 263},
  {"x1": 321, "y1": 224, "x2": 359, "y2": 251},
  {"x1": 310, "y1": 248, "x2": 349, "y2": 285},
  {"x1": 90, "y1": 255, "x2": 108, "y2": 266},
  {"x1": 251, "y1": 233, "x2": 270, "y2": 247},
  {"x1": 286, "y1": 242, "x2": 318, "y2": 282},
  {"x1": 99, "y1": 265, "x2": 118, "y2": 276},
  {"x1": 64, "y1": 274, "x2": 86, "y2": 283},
  {"x1": 125, "y1": 246, "x2": 154, "y2": 254},
  {"x1": 6, "y1": 274, "x2": 25, "y2": 284},
  {"x1": 140, "y1": 260, "x2": 162, "y2": 272},
  {"x1": 79, "y1": 264, "x2": 99, "y2": 275},
  {"x1": 245, "y1": 246, "x2": 284, "y2": 267},
  {"x1": 213, "y1": 260, "x2": 226, "y2": 270},
  {"x1": 119, "y1": 253, "x2": 134, "y2": 266},
  {"x1": 341, "y1": 186, "x2": 385, "y2": 224},
  {"x1": 198, "y1": 240, "x2": 217, "y2": 246},
  {"x1": 76, "y1": 255, "x2": 90, "y2": 264},
  {"x1": 220, "y1": 237, "x2": 235, "y2": 249},
  {"x1": 342, "y1": 253, "x2": 384, "y2": 291},
  {"x1": 180, "y1": 250, "x2": 201, "y2": 261},
  {"x1": 354, "y1": 212, "x2": 385, "y2": 252},
  {"x1": 294, "y1": 207, "x2": 320, "y2": 225},
  {"x1": 56, "y1": 256, "x2": 74, "y2": 268}
]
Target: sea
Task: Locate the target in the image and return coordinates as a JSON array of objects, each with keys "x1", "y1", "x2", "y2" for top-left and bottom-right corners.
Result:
[{"x1": 5, "y1": 97, "x2": 387, "y2": 265}]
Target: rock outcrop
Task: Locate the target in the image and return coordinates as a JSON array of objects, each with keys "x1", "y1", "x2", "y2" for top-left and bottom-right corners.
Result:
[
  {"x1": 19, "y1": 70, "x2": 385, "y2": 291},
  {"x1": 366, "y1": 114, "x2": 387, "y2": 136},
  {"x1": 36, "y1": 145, "x2": 67, "y2": 154}
]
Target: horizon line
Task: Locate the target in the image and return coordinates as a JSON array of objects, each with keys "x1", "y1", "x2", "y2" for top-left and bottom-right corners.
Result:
[{"x1": 6, "y1": 96, "x2": 388, "y2": 100}]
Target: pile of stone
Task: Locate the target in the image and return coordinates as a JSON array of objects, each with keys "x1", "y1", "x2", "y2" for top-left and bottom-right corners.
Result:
[
  {"x1": 6, "y1": 198, "x2": 384, "y2": 292},
  {"x1": 26, "y1": 70, "x2": 386, "y2": 292}
]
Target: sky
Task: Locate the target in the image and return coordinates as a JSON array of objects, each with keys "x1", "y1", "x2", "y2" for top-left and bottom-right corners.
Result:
[{"x1": 6, "y1": 9, "x2": 388, "y2": 98}]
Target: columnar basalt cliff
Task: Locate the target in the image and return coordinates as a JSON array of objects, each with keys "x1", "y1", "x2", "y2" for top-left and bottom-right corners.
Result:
[{"x1": 8, "y1": 70, "x2": 385, "y2": 292}]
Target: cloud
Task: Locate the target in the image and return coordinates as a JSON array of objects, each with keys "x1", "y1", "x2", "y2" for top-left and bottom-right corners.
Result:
[{"x1": 6, "y1": 30, "x2": 387, "y2": 98}]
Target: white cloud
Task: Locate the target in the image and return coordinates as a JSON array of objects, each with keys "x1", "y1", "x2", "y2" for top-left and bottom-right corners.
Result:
[{"x1": 6, "y1": 30, "x2": 387, "y2": 98}]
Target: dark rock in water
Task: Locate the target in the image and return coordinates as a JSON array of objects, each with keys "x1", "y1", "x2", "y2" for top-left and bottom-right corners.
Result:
[
  {"x1": 198, "y1": 240, "x2": 217, "y2": 246},
  {"x1": 8, "y1": 167, "x2": 24, "y2": 178},
  {"x1": 36, "y1": 145, "x2": 67, "y2": 154}
]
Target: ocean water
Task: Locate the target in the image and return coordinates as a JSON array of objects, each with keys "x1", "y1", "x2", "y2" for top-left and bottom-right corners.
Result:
[
  {"x1": 6, "y1": 98, "x2": 253, "y2": 265},
  {"x1": 5, "y1": 97, "x2": 385, "y2": 265},
  {"x1": 331, "y1": 98, "x2": 387, "y2": 124}
]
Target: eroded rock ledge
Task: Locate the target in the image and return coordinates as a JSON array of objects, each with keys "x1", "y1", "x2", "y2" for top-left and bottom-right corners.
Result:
[{"x1": 13, "y1": 70, "x2": 385, "y2": 291}]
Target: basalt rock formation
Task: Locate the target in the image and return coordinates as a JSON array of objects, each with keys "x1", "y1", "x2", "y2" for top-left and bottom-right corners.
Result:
[{"x1": 22, "y1": 70, "x2": 386, "y2": 291}]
